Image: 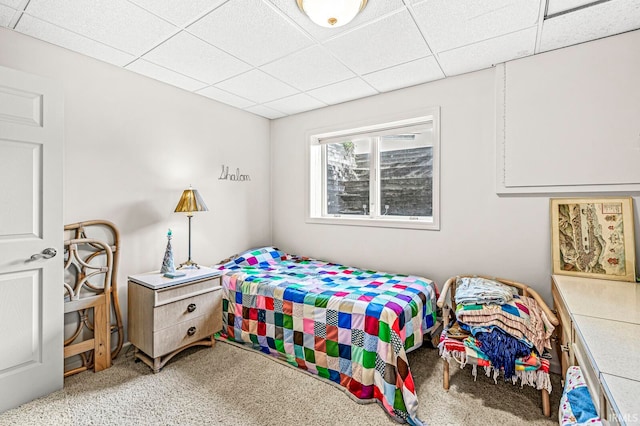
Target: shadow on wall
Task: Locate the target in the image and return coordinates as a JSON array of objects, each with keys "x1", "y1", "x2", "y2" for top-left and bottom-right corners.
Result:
[{"x1": 118, "y1": 200, "x2": 165, "y2": 234}]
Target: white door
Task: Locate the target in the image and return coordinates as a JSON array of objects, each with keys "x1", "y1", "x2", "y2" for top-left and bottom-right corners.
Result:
[{"x1": 0, "y1": 65, "x2": 64, "y2": 412}]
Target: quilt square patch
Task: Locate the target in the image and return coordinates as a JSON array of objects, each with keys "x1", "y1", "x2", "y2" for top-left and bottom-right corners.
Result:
[
  {"x1": 314, "y1": 321, "x2": 326, "y2": 338},
  {"x1": 273, "y1": 298, "x2": 283, "y2": 313},
  {"x1": 326, "y1": 309, "x2": 338, "y2": 326},
  {"x1": 351, "y1": 329, "x2": 365, "y2": 347}
]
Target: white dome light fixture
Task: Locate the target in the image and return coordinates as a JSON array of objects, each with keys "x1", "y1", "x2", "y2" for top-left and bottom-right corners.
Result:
[{"x1": 296, "y1": 0, "x2": 368, "y2": 28}]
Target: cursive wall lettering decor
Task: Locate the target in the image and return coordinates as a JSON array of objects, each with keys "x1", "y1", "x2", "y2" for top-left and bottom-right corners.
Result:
[{"x1": 219, "y1": 165, "x2": 251, "y2": 182}]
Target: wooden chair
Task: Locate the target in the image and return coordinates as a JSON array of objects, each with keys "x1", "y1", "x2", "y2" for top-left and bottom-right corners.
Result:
[
  {"x1": 63, "y1": 220, "x2": 124, "y2": 376},
  {"x1": 437, "y1": 275, "x2": 559, "y2": 417}
]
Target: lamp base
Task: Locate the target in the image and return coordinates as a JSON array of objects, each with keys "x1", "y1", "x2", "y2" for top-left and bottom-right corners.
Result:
[{"x1": 177, "y1": 259, "x2": 201, "y2": 269}]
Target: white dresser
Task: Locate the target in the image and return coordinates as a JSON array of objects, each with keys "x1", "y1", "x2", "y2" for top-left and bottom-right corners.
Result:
[
  {"x1": 552, "y1": 275, "x2": 640, "y2": 425},
  {"x1": 128, "y1": 267, "x2": 223, "y2": 373}
]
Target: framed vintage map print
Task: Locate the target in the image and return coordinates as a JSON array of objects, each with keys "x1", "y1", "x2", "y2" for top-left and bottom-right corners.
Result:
[{"x1": 551, "y1": 197, "x2": 636, "y2": 282}]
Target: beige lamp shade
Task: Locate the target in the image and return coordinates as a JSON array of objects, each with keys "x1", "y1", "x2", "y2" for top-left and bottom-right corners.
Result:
[{"x1": 174, "y1": 187, "x2": 208, "y2": 215}]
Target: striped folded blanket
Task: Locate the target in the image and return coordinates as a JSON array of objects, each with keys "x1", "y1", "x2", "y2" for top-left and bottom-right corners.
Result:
[{"x1": 456, "y1": 294, "x2": 554, "y2": 354}]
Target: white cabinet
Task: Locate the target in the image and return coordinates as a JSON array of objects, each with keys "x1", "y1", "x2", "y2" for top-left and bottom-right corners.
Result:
[{"x1": 552, "y1": 275, "x2": 640, "y2": 425}]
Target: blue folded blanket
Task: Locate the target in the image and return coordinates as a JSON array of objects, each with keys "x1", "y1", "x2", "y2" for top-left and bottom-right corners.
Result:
[{"x1": 475, "y1": 327, "x2": 531, "y2": 379}]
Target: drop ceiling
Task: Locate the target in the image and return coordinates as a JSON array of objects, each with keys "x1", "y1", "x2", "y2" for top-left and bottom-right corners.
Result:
[{"x1": 2, "y1": 0, "x2": 639, "y2": 119}]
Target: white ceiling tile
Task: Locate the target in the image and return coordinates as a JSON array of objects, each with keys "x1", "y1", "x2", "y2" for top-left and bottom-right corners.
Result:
[
  {"x1": 547, "y1": 0, "x2": 597, "y2": 16},
  {"x1": 307, "y1": 77, "x2": 377, "y2": 105},
  {"x1": 323, "y1": 10, "x2": 430, "y2": 75},
  {"x1": 0, "y1": 4, "x2": 16, "y2": 26},
  {"x1": 127, "y1": 0, "x2": 226, "y2": 27},
  {"x1": 412, "y1": 0, "x2": 540, "y2": 53},
  {"x1": 266, "y1": 0, "x2": 406, "y2": 42},
  {"x1": 438, "y1": 26, "x2": 537, "y2": 76},
  {"x1": 263, "y1": 93, "x2": 326, "y2": 115},
  {"x1": 187, "y1": 0, "x2": 312, "y2": 66},
  {"x1": 261, "y1": 45, "x2": 355, "y2": 91},
  {"x1": 125, "y1": 59, "x2": 208, "y2": 91},
  {"x1": 196, "y1": 86, "x2": 255, "y2": 109},
  {"x1": 362, "y1": 56, "x2": 444, "y2": 93},
  {"x1": 244, "y1": 105, "x2": 286, "y2": 120},
  {"x1": 0, "y1": 0, "x2": 23, "y2": 8},
  {"x1": 215, "y1": 69, "x2": 298, "y2": 104},
  {"x1": 7, "y1": 0, "x2": 639, "y2": 118},
  {"x1": 14, "y1": 14, "x2": 136, "y2": 66},
  {"x1": 143, "y1": 31, "x2": 251, "y2": 84},
  {"x1": 540, "y1": 0, "x2": 640, "y2": 52},
  {"x1": 324, "y1": 11, "x2": 431, "y2": 74},
  {"x1": 24, "y1": 0, "x2": 178, "y2": 55}
]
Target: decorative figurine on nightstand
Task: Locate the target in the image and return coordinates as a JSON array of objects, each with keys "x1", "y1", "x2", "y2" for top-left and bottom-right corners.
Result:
[{"x1": 161, "y1": 229, "x2": 184, "y2": 278}]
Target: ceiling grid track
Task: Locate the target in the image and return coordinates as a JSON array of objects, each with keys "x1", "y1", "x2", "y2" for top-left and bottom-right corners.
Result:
[{"x1": 2, "y1": 0, "x2": 638, "y2": 119}]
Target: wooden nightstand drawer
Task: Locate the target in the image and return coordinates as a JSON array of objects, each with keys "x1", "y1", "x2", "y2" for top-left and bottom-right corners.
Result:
[
  {"x1": 155, "y1": 276, "x2": 220, "y2": 306},
  {"x1": 154, "y1": 290, "x2": 218, "y2": 331},
  {"x1": 153, "y1": 314, "x2": 215, "y2": 357}
]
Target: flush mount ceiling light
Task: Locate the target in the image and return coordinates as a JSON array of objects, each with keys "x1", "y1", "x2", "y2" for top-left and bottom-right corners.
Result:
[{"x1": 296, "y1": 0, "x2": 368, "y2": 28}]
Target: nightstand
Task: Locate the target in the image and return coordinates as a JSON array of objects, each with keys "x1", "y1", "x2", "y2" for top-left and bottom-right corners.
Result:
[{"x1": 127, "y1": 267, "x2": 223, "y2": 373}]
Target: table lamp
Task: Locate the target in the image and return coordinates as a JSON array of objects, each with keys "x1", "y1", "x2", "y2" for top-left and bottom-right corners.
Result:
[{"x1": 174, "y1": 186, "x2": 208, "y2": 269}]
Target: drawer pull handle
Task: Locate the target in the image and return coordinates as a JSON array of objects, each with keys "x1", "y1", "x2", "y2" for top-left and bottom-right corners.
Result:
[
  {"x1": 187, "y1": 326, "x2": 197, "y2": 336},
  {"x1": 187, "y1": 303, "x2": 197, "y2": 313}
]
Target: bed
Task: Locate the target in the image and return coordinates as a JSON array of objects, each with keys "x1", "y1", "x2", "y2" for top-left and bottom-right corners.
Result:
[{"x1": 215, "y1": 247, "x2": 440, "y2": 425}]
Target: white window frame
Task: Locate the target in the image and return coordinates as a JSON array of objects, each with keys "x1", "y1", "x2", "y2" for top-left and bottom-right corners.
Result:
[{"x1": 306, "y1": 108, "x2": 440, "y2": 230}]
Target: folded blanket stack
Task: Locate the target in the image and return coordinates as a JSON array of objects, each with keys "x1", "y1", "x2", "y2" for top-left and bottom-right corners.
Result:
[
  {"x1": 455, "y1": 294, "x2": 554, "y2": 355},
  {"x1": 439, "y1": 276, "x2": 555, "y2": 392}
]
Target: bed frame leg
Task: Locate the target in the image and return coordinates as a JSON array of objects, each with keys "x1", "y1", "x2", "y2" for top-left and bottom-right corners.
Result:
[
  {"x1": 443, "y1": 359, "x2": 450, "y2": 390},
  {"x1": 541, "y1": 389, "x2": 550, "y2": 417}
]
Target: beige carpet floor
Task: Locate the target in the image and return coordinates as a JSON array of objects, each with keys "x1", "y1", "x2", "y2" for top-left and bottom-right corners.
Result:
[{"x1": 0, "y1": 340, "x2": 561, "y2": 426}]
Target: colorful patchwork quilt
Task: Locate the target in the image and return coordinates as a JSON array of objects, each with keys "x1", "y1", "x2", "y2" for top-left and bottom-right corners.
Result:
[{"x1": 216, "y1": 247, "x2": 438, "y2": 425}]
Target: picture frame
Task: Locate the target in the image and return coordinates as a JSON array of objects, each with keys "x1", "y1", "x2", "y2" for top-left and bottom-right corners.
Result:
[{"x1": 550, "y1": 197, "x2": 636, "y2": 282}]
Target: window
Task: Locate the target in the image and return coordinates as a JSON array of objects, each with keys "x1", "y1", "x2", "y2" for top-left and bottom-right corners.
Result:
[{"x1": 308, "y1": 109, "x2": 440, "y2": 230}]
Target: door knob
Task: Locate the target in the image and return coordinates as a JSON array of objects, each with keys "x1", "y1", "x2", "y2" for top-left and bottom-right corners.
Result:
[{"x1": 30, "y1": 248, "x2": 57, "y2": 261}]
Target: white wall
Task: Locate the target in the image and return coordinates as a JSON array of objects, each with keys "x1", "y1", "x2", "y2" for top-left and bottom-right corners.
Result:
[
  {"x1": 0, "y1": 28, "x2": 272, "y2": 340},
  {"x1": 271, "y1": 31, "x2": 640, "y2": 306},
  {"x1": 498, "y1": 30, "x2": 640, "y2": 193}
]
